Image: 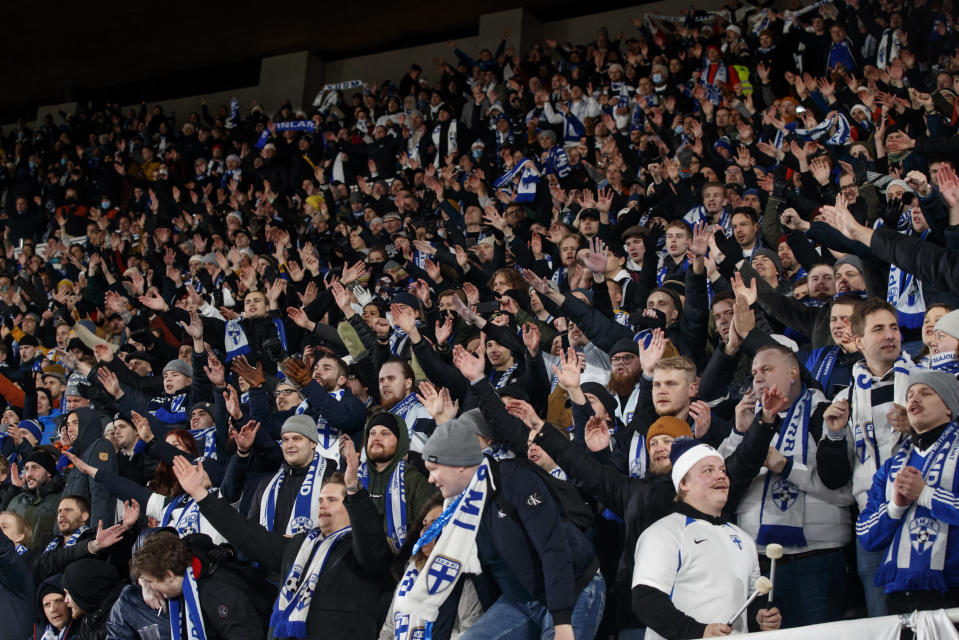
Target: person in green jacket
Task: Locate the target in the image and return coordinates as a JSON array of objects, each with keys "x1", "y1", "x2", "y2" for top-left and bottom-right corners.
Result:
[
  {"x1": 344, "y1": 412, "x2": 437, "y2": 552},
  {"x1": 6, "y1": 450, "x2": 65, "y2": 549}
]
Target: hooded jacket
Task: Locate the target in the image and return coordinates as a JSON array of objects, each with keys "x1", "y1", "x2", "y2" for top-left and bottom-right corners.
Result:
[
  {"x1": 62, "y1": 407, "x2": 118, "y2": 528},
  {"x1": 7, "y1": 473, "x2": 66, "y2": 549},
  {"x1": 31, "y1": 575, "x2": 77, "y2": 640},
  {"x1": 361, "y1": 413, "x2": 436, "y2": 544}
]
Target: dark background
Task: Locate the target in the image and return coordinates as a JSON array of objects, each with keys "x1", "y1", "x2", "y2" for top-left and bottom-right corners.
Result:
[{"x1": 1, "y1": 0, "x2": 641, "y2": 119}]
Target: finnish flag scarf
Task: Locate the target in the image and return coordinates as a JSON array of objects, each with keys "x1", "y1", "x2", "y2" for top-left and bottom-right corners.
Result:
[
  {"x1": 261, "y1": 451, "x2": 327, "y2": 535},
  {"x1": 44, "y1": 526, "x2": 88, "y2": 553},
  {"x1": 169, "y1": 564, "x2": 207, "y2": 640},
  {"x1": 359, "y1": 460, "x2": 409, "y2": 550},
  {"x1": 271, "y1": 526, "x2": 353, "y2": 639},
  {"x1": 393, "y1": 458, "x2": 491, "y2": 640}
]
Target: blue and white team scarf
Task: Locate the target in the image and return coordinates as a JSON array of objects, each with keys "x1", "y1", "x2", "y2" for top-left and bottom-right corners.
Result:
[
  {"x1": 928, "y1": 352, "x2": 959, "y2": 375},
  {"x1": 261, "y1": 451, "x2": 327, "y2": 535},
  {"x1": 493, "y1": 158, "x2": 541, "y2": 202},
  {"x1": 226, "y1": 98, "x2": 240, "y2": 129},
  {"x1": 390, "y1": 393, "x2": 423, "y2": 423},
  {"x1": 255, "y1": 120, "x2": 317, "y2": 149},
  {"x1": 190, "y1": 426, "x2": 218, "y2": 460},
  {"x1": 393, "y1": 458, "x2": 491, "y2": 640},
  {"x1": 15, "y1": 543, "x2": 27, "y2": 556},
  {"x1": 39, "y1": 624, "x2": 66, "y2": 640},
  {"x1": 378, "y1": 461, "x2": 409, "y2": 550},
  {"x1": 431, "y1": 120, "x2": 460, "y2": 167},
  {"x1": 887, "y1": 230, "x2": 928, "y2": 330},
  {"x1": 866, "y1": 422, "x2": 959, "y2": 593},
  {"x1": 756, "y1": 387, "x2": 822, "y2": 547},
  {"x1": 154, "y1": 392, "x2": 188, "y2": 425},
  {"x1": 543, "y1": 146, "x2": 571, "y2": 179},
  {"x1": 389, "y1": 323, "x2": 420, "y2": 356},
  {"x1": 876, "y1": 29, "x2": 902, "y2": 70},
  {"x1": 628, "y1": 432, "x2": 648, "y2": 479},
  {"x1": 683, "y1": 205, "x2": 731, "y2": 235},
  {"x1": 161, "y1": 494, "x2": 204, "y2": 536},
  {"x1": 321, "y1": 79, "x2": 364, "y2": 92},
  {"x1": 490, "y1": 363, "x2": 519, "y2": 390},
  {"x1": 811, "y1": 345, "x2": 842, "y2": 389},
  {"x1": 850, "y1": 355, "x2": 913, "y2": 465},
  {"x1": 793, "y1": 112, "x2": 852, "y2": 146},
  {"x1": 224, "y1": 317, "x2": 250, "y2": 362},
  {"x1": 44, "y1": 526, "x2": 88, "y2": 553},
  {"x1": 483, "y1": 444, "x2": 514, "y2": 460},
  {"x1": 271, "y1": 526, "x2": 352, "y2": 639},
  {"x1": 169, "y1": 565, "x2": 207, "y2": 640}
]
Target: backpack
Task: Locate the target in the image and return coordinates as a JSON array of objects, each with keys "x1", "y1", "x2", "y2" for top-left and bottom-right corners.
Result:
[{"x1": 487, "y1": 456, "x2": 596, "y2": 531}]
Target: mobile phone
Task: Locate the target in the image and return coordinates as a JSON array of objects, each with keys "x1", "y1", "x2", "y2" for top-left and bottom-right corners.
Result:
[{"x1": 475, "y1": 301, "x2": 501, "y2": 315}]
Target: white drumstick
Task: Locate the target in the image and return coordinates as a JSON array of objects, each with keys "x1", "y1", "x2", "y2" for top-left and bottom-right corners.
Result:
[
  {"x1": 765, "y1": 543, "x2": 783, "y2": 604},
  {"x1": 726, "y1": 576, "x2": 773, "y2": 626}
]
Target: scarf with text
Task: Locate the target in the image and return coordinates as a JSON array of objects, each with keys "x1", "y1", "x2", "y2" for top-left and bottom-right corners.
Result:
[{"x1": 261, "y1": 451, "x2": 327, "y2": 535}]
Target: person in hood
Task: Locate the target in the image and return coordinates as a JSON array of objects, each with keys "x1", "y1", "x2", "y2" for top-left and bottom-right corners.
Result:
[
  {"x1": 61, "y1": 408, "x2": 118, "y2": 529},
  {"x1": 350, "y1": 412, "x2": 436, "y2": 552}
]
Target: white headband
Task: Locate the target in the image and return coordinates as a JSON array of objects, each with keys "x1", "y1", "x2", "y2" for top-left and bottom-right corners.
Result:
[{"x1": 671, "y1": 444, "x2": 723, "y2": 492}]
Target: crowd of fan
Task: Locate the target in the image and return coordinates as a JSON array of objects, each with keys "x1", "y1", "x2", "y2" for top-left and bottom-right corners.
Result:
[{"x1": 3, "y1": 0, "x2": 959, "y2": 637}]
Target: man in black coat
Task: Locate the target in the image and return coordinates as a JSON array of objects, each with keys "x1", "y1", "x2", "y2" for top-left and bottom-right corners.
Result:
[{"x1": 174, "y1": 452, "x2": 391, "y2": 640}]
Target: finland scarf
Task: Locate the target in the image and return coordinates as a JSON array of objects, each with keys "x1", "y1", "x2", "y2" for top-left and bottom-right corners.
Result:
[
  {"x1": 261, "y1": 451, "x2": 327, "y2": 535},
  {"x1": 359, "y1": 460, "x2": 409, "y2": 549},
  {"x1": 393, "y1": 459, "x2": 491, "y2": 640},
  {"x1": 757, "y1": 387, "x2": 822, "y2": 546},
  {"x1": 929, "y1": 352, "x2": 959, "y2": 375},
  {"x1": 628, "y1": 432, "x2": 648, "y2": 479},
  {"x1": 15, "y1": 543, "x2": 27, "y2": 556},
  {"x1": 154, "y1": 392, "x2": 188, "y2": 425},
  {"x1": 226, "y1": 97, "x2": 240, "y2": 129},
  {"x1": 432, "y1": 120, "x2": 459, "y2": 167},
  {"x1": 544, "y1": 146, "x2": 571, "y2": 179},
  {"x1": 490, "y1": 363, "x2": 519, "y2": 389},
  {"x1": 169, "y1": 565, "x2": 207, "y2": 640},
  {"x1": 44, "y1": 526, "x2": 88, "y2": 553},
  {"x1": 255, "y1": 121, "x2": 316, "y2": 149},
  {"x1": 850, "y1": 355, "x2": 913, "y2": 465},
  {"x1": 40, "y1": 625, "x2": 66, "y2": 640},
  {"x1": 876, "y1": 29, "x2": 902, "y2": 70},
  {"x1": 812, "y1": 345, "x2": 842, "y2": 389},
  {"x1": 314, "y1": 390, "x2": 344, "y2": 459},
  {"x1": 887, "y1": 230, "x2": 928, "y2": 330},
  {"x1": 483, "y1": 443, "x2": 515, "y2": 460},
  {"x1": 224, "y1": 317, "x2": 250, "y2": 361},
  {"x1": 161, "y1": 494, "x2": 205, "y2": 536},
  {"x1": 794, "y1": 113, "x2": 852, "y2": 146},
  {"x1": 828, "y1": 39, "x2": 857, "y2": 71},
  {"x1": 493, "y1": 158, "x2": 541, "y2": 202},
  {"x1": 683, "y1": 205, "x2": 731, "y2": 235},
  {"x1": 390, "y1": 393, "x2": 422, "y2": 425},
  {"x1": 189, "y1": 426, "x2": 218, "y2": 460},
  {"x1": 700, "y1": 59, "x2": 728, "y2": 86},
  {"x1": 870, "y1": 423, "x2": 959, "y2": 592},
  {"x1": 271, "y1": 526, "x2": 352, "y2": 639}
]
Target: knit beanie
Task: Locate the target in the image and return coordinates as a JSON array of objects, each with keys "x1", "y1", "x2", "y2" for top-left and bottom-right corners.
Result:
[
  {"x1": 647, "y1": 416, "x2": 694, "y2": 450},
  {"x1": 908, "y1": 370, "x2": 959, "y2": 420},
  {"x1": 281, "y1": 414, "x2": 319, "y2": 444},
  {"x1": 368, "y1": 412, "x2": 401, "y2": 441},
  {"x1": 62, "y1": 559, "x2": 119, "y2": 614},
  {"x1": 580, "y1": 382, "x2": 618, "y2": 419},
  {"x1": 833, "y1": 255, "x2": 863, "y2": 276},
  {"x1": 162, "y1": 360, "x2": 192, "y2": 378},
  {"x1": 19, "y1": 419, "x2": 43, "y2": 444},
  {"x1": 669, "y1": 437, "x2": 723, "y2": 492},
  {"x1": 422, "y1": 418, "x2": 484, "y2": 467},
  {"x1": 752, "y1": 247, "x2": 783, "y2": 274},
  {"x1": 24, "y1": 449, "x2": 59, "y2": 478},
  {"x1": 934, "y1": 310, "x2": 959, "y2": 340}
]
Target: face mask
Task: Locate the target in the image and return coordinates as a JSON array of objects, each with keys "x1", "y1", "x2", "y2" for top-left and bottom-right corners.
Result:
[
  {"x1": 674, "y1": 125, "x2": 685, "y2": 135},
  {"x1": 652, "y1": 74, "x2": 663, "y2": 84},
  {"x1": 28, "y1": 160, "x2": 35, "y2": 169},
  {"x1": 65, "y1": 196, "x2": 77, "y2": 204},
  {"x1": 101, "y1": 201, "x2": 111, "y2": 210},
  {"x1": 60, "y1": 158, "x2": 68, "y2": 166},
  {"x1": 472, "y1": 149, "x2": 483, "y2": 159}
]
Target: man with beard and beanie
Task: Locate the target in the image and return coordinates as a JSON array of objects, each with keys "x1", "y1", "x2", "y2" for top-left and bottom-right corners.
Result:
[
  {"x1": 857, "y1": 370, "x2": 959, "y2": 614},
  {"x1": 61, "y1": 407, "x2": 118, "y2": 530},
  {"x1": 281, "y1": 353, "x2": 367, "y2": 455},
  {"x1": 407, "y1": 414, "x2": 605, "y2": 640},
  {"x1": 479, "y1": 342, "x2": 784, "y2": 638},
  {"x1": 631, "y1": 438, "x2": 782, "y2": 638},
  {"x1": 344, "y1": 413, "x2": 436, "y2": 551},
  {"x1": 7, "y1": 449, "x2": 66, "y2": 549},
  {"x1": 62, "y1": 558, "x2": 126, "y2": 639}
]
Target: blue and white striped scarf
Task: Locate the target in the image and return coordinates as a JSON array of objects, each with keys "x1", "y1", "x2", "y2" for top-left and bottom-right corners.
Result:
[
  {"x1": 261, "y1": 451, "x2": 327, "y2": 535},
  {"x1": 358, "y1": 460, "x2": 409, "y2": 550},
  {"x1": 793, "y1": 113, "x2": 852, "y2": 146},
  {"x1": 169, "y1": 565, "x2": 207, "y2": 640},
  {"x1": 44, "y1": 526, "x2": 88, "y2": 553}
]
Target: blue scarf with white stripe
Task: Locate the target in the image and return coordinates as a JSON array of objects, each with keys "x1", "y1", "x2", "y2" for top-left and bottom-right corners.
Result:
[
  {"x1": 169, "y1": 565, "x2": 207, "y2": 640},
  {"x1": 44, "y1": 526, "x2": 88, "y2": 553}
]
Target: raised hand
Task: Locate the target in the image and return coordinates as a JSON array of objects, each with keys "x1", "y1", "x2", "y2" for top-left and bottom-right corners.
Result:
[
  {"x1": 390, "y1": 303, "x2": 419, "y2": 335},
  {"x1": 231, "y1": 355, "x2": 265, "y2": 388},
  {"x1": 97, "y1": 366, "x2": 123, "y2": 399},
  {"x1": 89, "y1": 520, "x2": 127, "y2": 553},
  {"x1": 734, "y1": 389, "x2": 756, "y2": 433},
  {"x1": 280, "y1": 359, "x2": 312, "y2": 388},
  {"x1": 222, "y1": 385, "x2": 243, "y2": 420},
  {"x1": 171, "y1": 456, "x2": 208, "y2": 501},
  {"x1": 63, "y1": 450, "x2": 98, "y2": 477},
  {"x1": 121, "y1": 499, "x2": 140, "y2": 529},
  {"x1": 689, "y1": 401, "x2": 712, "y2": 438},
  {"x1": 130, "y1": 411, "x2": 154, "y2": 444},
  {"x1": 452, "y1": 344, "x2": 486, "y2": 382},
  {"x1": 435, "y1": 316, "x2": 453, "y2": 345},
  {"x1": 730, "y1": 272, "x2": 758, "y2": 306},
  {"x1": 179, "y1": 310, "x2": 205, "y2": 342},
  {"x1": 584, "y1": 415, "x2": 611, "y2": 452},
  {"x1": 689, "y1": 221, "x2": 709, "y2": 258},
  {"x1": 230, "y1": 420, "x2": 260, "y2": 452},
  {"x1": 824, "y1": 399, "x2": 850, "y2": 432},
  {"x1": 204, "y1": 354, "x2": 226, "y2": 387},
  {"x1": 639, "y1": 328, "x2": 666, "y2": 376},
  {"x1": 551, "y1": 346, "x2": 582, "y2": 391},
  {"x1": 522, "y1": 323, "x2": 541, "y2": 356},
  {"x1": 584, "y1": 237, "x2": 608, "y2": 275},
  {"x1": 761, "y1": 385, "x2": 789, "y2": 422}
]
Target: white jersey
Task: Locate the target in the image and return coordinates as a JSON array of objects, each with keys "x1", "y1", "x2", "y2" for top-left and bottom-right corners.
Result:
[{"x1": 632, "y1": 512, "x2": 759, "y2": 639}]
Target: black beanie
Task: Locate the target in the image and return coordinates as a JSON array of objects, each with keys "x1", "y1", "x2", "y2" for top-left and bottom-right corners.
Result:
[
  {"x1": 368, "y1": 413, "x2": 401, "y2": 441},
  {"x1": 62, "y1": 559, "x2": 118, "y2": 614},
  {"x1": 580, "y1": 382, "x2": 618, "y2": 419},
  {"x1": 24, "y1": 449, "x2": 59, "y2": 479}
]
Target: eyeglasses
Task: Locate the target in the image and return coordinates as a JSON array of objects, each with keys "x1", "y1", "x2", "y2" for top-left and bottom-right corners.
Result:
[
  {"x1": 274, "y1": 389, "x2": 298, "y2": 397},
  {"x1": 840, "y1": 184, "x2": 858, "y2": 192},
  {"x1": 611, "y1": 355, "x2": 637, "y2": 365}
]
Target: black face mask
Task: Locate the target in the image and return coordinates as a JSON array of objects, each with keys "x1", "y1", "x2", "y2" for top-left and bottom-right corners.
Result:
[{"x1": 65, "y1": 196, "x2": 77, "y2": 204}]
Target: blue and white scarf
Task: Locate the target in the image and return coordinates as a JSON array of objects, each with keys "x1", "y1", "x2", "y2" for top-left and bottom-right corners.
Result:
[
  {"x1": 431, "y1": 120, "x2": 459, "y2": 167},
  {"x1": 493, "y1": 158, "x2": 541, "y2": 203},
  {"x1": 322, "y1": 79, "x2": 365, "y2": 92},
  {"x1": 929, "y1": 352, "x2": 959, "y2": 375},
  {"x1": 15, "y1": 543, "x2": 27, "y2": 556},
  {"x1": 757, "y1": 387, "x2": 820, "y2": 547},
  {"x1": 224, "y1": 317, "x2": 250, "y2": 361},
  {"x1": 261, "y1": 451, "x2": 327, "y2": 535},
  {"x1": 483, "y1": 443, "x2": 514, "y2": 460},
  {"x1": 226, "y1": 98, "x2": 240, "y2": 129},
  {"x1": 271, "y1": 526, "x2": 352, "y2": 639},
  {"x1": 153, "y1": 392, "x2": 188, "y2": 425},
  {"x1": 628, "y1": 432, "x2": 648, "y2": 479},
  {"x1": 869, "y1": 423, "x2": 959, "y2": 593},
  {"x1": 44, "y1": 526, "x2": 88, "y2": 553},
  {"x1": 812, "y1": 345, "x2": 842, "y2": 389},
  {"x1": 190, "y1": 426, "x2": 218, "y2": 460},
  {"x1": 543, "y1": 146, "x2": 571, "y2": 179},
  {"x1": 850, "y1": 355, "x2": 913, "y2": 465},
  {"x1": 393, "y1": 459, "x2": 491, "y2": 640},
  {"x1": 357, "y1": 459, "x2": 408, "y2": 549},
  {"x1": 794, "y1": 113, "x2": 852, "y2": 146},
  {"x1": 39, "y1": 624, "x2": 66, "y2": 640},
  {"x1": 169, "y1": 565, "x2": 207, "y2": 640},
  {"x1": 255, "y1": 121, "x2": 317, "y2": 149},
  {"x1": 876, "y1": 29, "x2": 902, "y2": 70},
  {"x1": 887, "y1": 230, "x2": 928, "y2": 330},
  {"x1": 390, "y1": 393, "x2": 422, "y2": 424},
  {"x1": 389, "y1": 323, "x2": 421, "y2": 356},
  {"x1": 683, "y1": 205, "x2": 731, "y2": 235},
  {"x1": 490, "y1": 362, "x2": 519, "y2": 390},
  {"x1": 161, "y1": 494, "x2": 204, "y2": 536}
]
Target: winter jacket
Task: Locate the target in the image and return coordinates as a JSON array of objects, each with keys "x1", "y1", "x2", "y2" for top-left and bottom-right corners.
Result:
[
  {"x1": 7, "y1": 474, "x2": 66, "y2": 549},
  {"x1": 62, "y1": 407, "x2": 118, "y2": 528},
  {"x1": 0, "y1": 533, "x2": 35, "y2": 639},
  {"x1": 197, "y1": 488, "x2": 392, "y2": 640}
]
